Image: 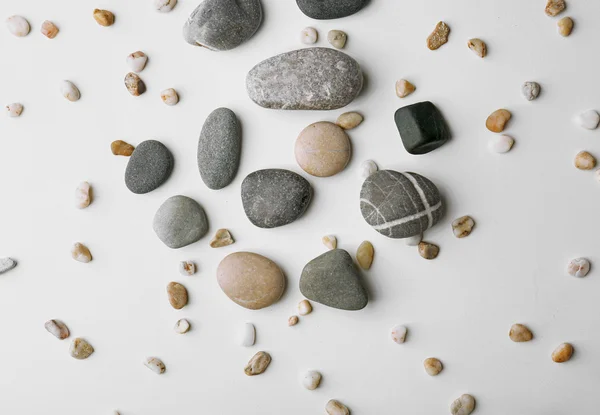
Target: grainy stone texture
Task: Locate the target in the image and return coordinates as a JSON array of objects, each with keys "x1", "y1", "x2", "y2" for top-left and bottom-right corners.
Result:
[
  {"x1": 325, "y1": 399, "x2": 350, "y2": 415},
  {"x1": 198, "y1": 108, "x2": 241, "y2": 190},
  {"x1": 153, "y1": 195, "x2": 208, "y2": 249},
  {"x1": 327, "y1": 30, "x2": 347, "y2": 49},
  {"x1": 418, "y1": 241, "x2": 439, "y2": 260},
  {"x1": 427, "y1": 21, "x2": 450, "y2": 50},
  {"x1": 567, "y1": 257, "x2": 590, "y2": 278},
  {"x1": 296, "y1": 0, "x2": 368, "y2": 19},
  {"x1": 300, "y1": 249, "x2": 368, "y2": 311},
  {"x1": 246, "y1": 47, "x2": 363, "y2": 110},
  {"x1": 295, "y1": 121, "x2": 351, "y2": 177},
  {"x1": 552, "y1": 343, "x2": 574, "y2": 363},
  {"x1": 241, "y1": 169, "x2": 312, "y2": 228},
  {"x1": 452, "y1": 216, "x2": 475, "y2": 238},
  {"x1": 125, "y1": 140, "x2": 173, "y2": 194},
  {"x1": 210, "y1": 229, "x2": 234, "y2": 247},
  {"x1": 45, "y1": 320, "x2": 70, "y2": 340},
  {"x1": 574, "y1": 151, "x2": 596, "y2": 170},
  {"x1": 0, "y1": 258, "x2": 17, "y2": 274},
  {"x1": 217, "y1": 252, "x2": 285, "y2": 310},
  {"x1": 486, "y1": 109, "x2": 511, "y2": 133},
  {"x1": 336, "y1": 112, "x2": 363, "y2": 130},
  {"x1": 451, "y1": 394, "x2": 476, "y2": 415},
  {"x1": 394, "y1": 101, "x2": 450, "y2": 155},
  {"x1": 467, "y1": 38, "x2": 487, "y2": 57},
  {"x1": 424, "y1": 357, "x2": 443, "y2": 376},
  {"x1": 244, "y1": 351, "x2": 271, "y2": 375},
  {"x1": 71, "y1": 243, "x2": 92, "y2": 263},
  {"x1": 111, "y1": 140, "x2": 134, "y2": 156},
  {"x1": 391, "y1": 325, "x2": 407, "y2": 344},
  {"x1": 545, "y1": 0, "x2": 566, "y2": 16},
  {"x1": 395, "y1": 79, "x2": 416, "y2": 98},
  {"x1": 522, "y1": 82, "x2": 540, "y2": 101},
  {"x1": 144, "y1": 357, "x2": 166, "y2": 374},
  {"x1": 288, "y1": 315, "x2": 299, "y2": 326},
  {"x1": 167, "y1": 282, "x2": 188, "y2": 309},
  {"x1": 360, "y1": 170, "x2": 444, "y2": 238},
  {"x1": 179, "y1": 261, "x2": 196, "y2": 276},
  {"x1": 509, "y1": 324, "x2": 533, "y2": 342},
  {"x1": 93, "y1": 9, "x2": 114, "y2": 26},
  {"x1": 301, "y1": 370, "x2": 322, "y2": 390},
  {"x1": 356, "y1": 241, "x2": 374, "y2": 270},
  {"x1": 69, "y1": 338, "x2": 94, "y2": 360},
  {"x1": 183, "y1": 0, "x2": 262, "y2": 51},
  {"x1": 124, "y1": 72, "x2": 146, "y2": 96},
  {"x1": 322, "y1": 235, "x2": 337, "y2": 250}
]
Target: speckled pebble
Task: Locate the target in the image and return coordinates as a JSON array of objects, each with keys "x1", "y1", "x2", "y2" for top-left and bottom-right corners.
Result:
[
  {"x1": 522, "y1": 82, "x2": 540, "y2": 101},
  {"x1": 124, "y1": 72, "x2": 146, "y2": 96},
  {"x1": 244, "y1": 351, "x2": 271, "y2": 376},
  {"x1": 125, "y1": 140, "x2": 174, "y2": 194},
  {"x1": 327, "y1": 30, "x2": 347, "y2": 49},
  {"x1": 452, "y1": 216, "x2": 475, "y2": 238},
  {"x1": 144, "y1": 357, "x2": 166, "y2": 374},
  {"x1": 167, "y1": 282, "x2": 189, "y2": 309},
  {"x1": 427, "y1": 21, "x2": 450, "y2": 50},
  {"x1": 179, "y1": 261, "x2": 196, "y2": 276},
  {"x1": 567, "y1": 257, "x2": 590, "y2": 278},
  {"x1": 418, "y1": 241, "x2": 439, "y2": 260},
  {"x1": 69, "y1": 338, "x2": 94, "y2": 360},
  {"x1": 545, "y1": 0, "x2": 566, "y2": 17}
]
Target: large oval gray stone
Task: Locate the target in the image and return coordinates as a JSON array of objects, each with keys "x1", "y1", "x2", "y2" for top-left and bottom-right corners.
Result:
[
  {"x1": 296, "y1": 0, "x2": 369, "y2": 19},
  {"x1": 246, "y1": 47, "x2": 363, "y2": 110},
  {"x1": 183, "y1": 0, "x2": 262, "y2": 51},
  {"x1": 125, "y1": 140, "x2": 174, "y2": 194},
  {"x1": 153, "y1": 195, "x2": 209, "y2": 249},
  {"x1": 241, "y1": 169, "x2": 312, "y2": 228},
  {"x1": 299, "y1": 249, "x2": 368, "y2": 311},
  {"x1": 360, "y1": 170, "x2": 444, "y2": 239},
  {"x1": 198, "y1": 108, "x2": 241, "y2": 190}
]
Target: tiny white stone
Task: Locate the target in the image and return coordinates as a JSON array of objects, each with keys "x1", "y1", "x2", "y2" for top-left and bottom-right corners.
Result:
[
  {"x1": 239, "y1": 322, "x2": 255, "y2": 347},
  {"x1": 300, "y1": 370, "x2": 322, "y2": 390},
  {"x1": 0, "y1": 258, "x2": 17, "y2": 275},
  {"x1": 60, "y1": 81, "x2": 80, "y2": 102},
  {"x1": 174, "y1": 318, "x2": 191, "y2": 334},
  {"x1": 6, "y1": 16, "x2": 30, "y2": 37},
  {"x1": 144, "y1": 357, "x2": 166, "y2": 374},
  {"x1": 574, "y1": 109, "x2": 600, "y2": 130},
  {"x1": 179, "y1": 261, "x2": 196, "y2": 276},
  {"x1": 521, "y1": 81, "x2": 540, "y2": 101},
  {"x1": 567, "y1": 258, "x2": 590, "y2": 278},
  {"x1": 75, "y1": 181, "x2": 91, "y2": 209},
  {"x1": 6, "y1": 103, "x2": 23, "y2": 117},
  {"x1": 595, "y1": 169, "x2": 600, "y2": 183},
  {"x1": 404, "y1": 233, "x2": 422, "y2": 246},
  {"x1": 390, "y1": 325, "x2": 407, "y2": 344},
  {"x1": 154, "y1": 0, "x2": 177, "y2": 12},
  {"x1": 126, "y1": 51, "x2": 148, "y2": 73},
  {"x1": 322, "y1": 235, "x2": 337, "y2": 250},
  {"x1": 359, "y1": 160, "x2": 378, "y2": 179},
  {"x1": 161, "y1": 88, "x2": 179, "y2": 106},
  {"x1": 298, "y1": 299, "x2": 313, "y2": 316},
  {"x1": 301, "y1": 27, "x2": 318, "y2": 44},
  {"x1": 489, "y1": 134, "x2": 515, "y2": 154}
]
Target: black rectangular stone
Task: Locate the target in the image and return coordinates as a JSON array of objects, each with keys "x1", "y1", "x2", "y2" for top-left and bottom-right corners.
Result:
[{"x1": 394, "y1": 101, "x2": 450, "y2": 155}]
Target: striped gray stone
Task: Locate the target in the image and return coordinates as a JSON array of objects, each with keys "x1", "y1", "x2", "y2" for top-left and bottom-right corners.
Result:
[{"x1": 360, "y1": 170, "x2": 444, "y2": 239}]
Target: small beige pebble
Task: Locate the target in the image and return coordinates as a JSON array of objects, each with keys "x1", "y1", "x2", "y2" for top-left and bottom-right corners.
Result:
[
  {"x1": 167, "y1": 282, "x2": 188, "y2": 309},
  {"x1": 210, "y1": 228, "x2": 234, "y2": 248},
  {"x1": 390, "y1": 324, "x2": 407, "y2": 344},
  {"x1": 154, "y1": 0, "x2": 177, "y2": 12},
  {"x1": 509, "y1": 324, "x2": 533, "y2": 342},
  {"x1": 71, "y1": 243, "x2": 92, "y2": 263},
  {"x1": 522, "y1": 82, "x2": 541, "y2": 101},
  {"x1": 298, "y1": 299, "x2": 312, "y2": 316},
  {"x1": 356, "y1": 241, "x2": 374, "y2": 270},
  {"x1": 404, "y1": 233, "x2": 422, "y2": 246},
  {"x1": 452, "y1": 216, "x2": 475, "y2": 238},
  {"x1": 93, "y1": 9, "x2": 115, "y2": 27},
  {"x1": 69, "y1": 338, "x2": 94, "y2": 360},
  {"x1": 322, "y1": 235, "x2": 337, "y2": 250},
  {"x1": 467, "y1": 38, "x2": 487, "y2": 58},
  {"x1": 545, "y1": 0, "x2": 566, "y2": 17},
  {"x1": 336, "y1": 112, "x2": 363, "y2": 130},
  {"x1": 111, "y1": 140, "x2": 135, "y2": 156},
  {"x1": 126, "y1": 51, "x2": 148, "y2": 73},
  {"x1": 359, "y1": 160, "x2": 378, "y2": 179},
  {"x1": 325, "y1": 399, "x2": 350, "y2": 415},
  {"x1": 327, "y1": 30, "x2": 347, "y2": 49},
  {"x1": 424, "y1": 357, "x2": 443, "y2": 376},
  {"x1": 75, "y1": 181, "x2": 92, "y2": 209},
  {"x1": 575, "y1": 151, "x2": 596, "y2": 170},
  {"x1": 244, "y1": 351, "x2": 271, "y2": 376},
  {"x1": 295, "y1": 121, "x2": 350, "y2": 177},
  {"x1": 6, "y1": 16, "x2": 30, "y2": 37},
  {"x1": 161, "y1": 88, "x2": 179, "y2": 106},
  {"x1": 486, "y1": 109, "x2": 511, "y2": 133},
  {"x1": 489, "y1": 134, "x2": 515, "y2": 154},
  {"x1": 125, "y1": 73, "x2": 146, "y2": 96},
  {"x1": 427, "y1": 21, "x2": 450, "y2": 50},
  {"x1": 451, "y1": 394, "x2": 476, "y2": 415},
  {"x1": 418, "y1": 241, "x2": 439, "y2": 260},
  {"x1": 395, "y1": 79, "x2": 416, "y2": 98},
  {"x1": 558, "y1": 17, "x2": 573, "y2": 37},
  {"x1": 41, "y1": 20, "x2": 59, "y2": 38},
  {"x1": 179, "y1": 261, "x2": 196, "y2": 276},
  {"x1": 174, "y1": 318, "x2": 191, "y2": 334},
  {"x1": 567, "y1": 257, "x2": 590, "y2": 278},
  {"x1": 552, "y1": 342, "x2": 574, "y2": 363},
  {"x1": 300, "y1": 370, "x2": 322, "y2": 390},
  {"x1": 6, "y1": 103, "x2": 23, "y2": 117},
  {"x1": 144, "y1": 357, "x2": 166, "y2": 374},
  {"x1": 301, "y1": 27, "x2": 318, "y2": 44},
  {"x1": 60, "y1": 80, "x2": 81, "y2": 102},
  {"x1": 288, "y1": 315, "x2": 299, "y2": 326},
  {"x1": 45, "y1": 319, "x2": 70, "y2": 340}
]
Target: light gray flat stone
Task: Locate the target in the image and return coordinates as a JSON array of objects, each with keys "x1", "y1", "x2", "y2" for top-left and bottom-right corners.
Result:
[
  {"x1": 153, "y1": 195, "x2": 208, "y2": 249},
  {"x1": 0, "y1": 258, "x2": 16, "y2": 275}
]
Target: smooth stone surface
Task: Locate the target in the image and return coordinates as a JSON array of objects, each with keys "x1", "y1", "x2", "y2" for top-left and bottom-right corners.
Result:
[
  {"x1": 198, "y1": 108, "x2": 241, "y2": 189},
  {"x1": 359, "y1": 160, "x2": 378, "y2": 179},
  {"x1": 295, "y1": 122, "x2": 351, "y2": 177},
  {"x1": 246, "y1": 47, "x2": 363, "y2": 110},
  {"x1": 241, "y1": 169, "x2": 312, "y2": 228},
  {"x1": 153, "y1": 195, "x2": 208, "y2": 249},
  {"x1": 567, "y1": 257, "x2": 590, "y2": 278},
  {"x1": 239, "y1": 322, "x2": 256, "y2": 346},
  {"x1": 45, "y1": 319, "x2": 70, "y2": 340},
  {"x1": 174, "y1": 318, "x2": 191, "y2": 334},
  {"x1": 325, "y1": 399, "x2": 350, "y2": 415},
  {"x1": 489, "y1": 135, "x2": 515, "y2": 153},
  {"x1": 391, "y1": 325, "x2": 407, "y2": 344},
  {"x1": 0, "y1": 257, "x2": 17, "y2": 274},
  {"x1": 296, "y1": 0, "x2": 368, "y2": 19},
  {"x1": 356, "y1": 241, "x2": 374, "y2": 270},
  {"x1": 300, "y1": 370, "x2": 322, "y2": 390},
  {"x1": 217, "y1": 252, "x2": 285, "y2": 310},
  {"x1": 451, "y1": 394, "x2": 476, "y2": 415},
  {"x1": 418, "y1": 241, "x2": 440, "y2": 260},
  {"x1": 69, "y1": 338, "x2": 94, "y2": 360},
  {"x1": 509, "y1": 324, "x2": 533, "y2": 342},
  {"x1": 244, "y1": 351, "x2": 271, "y2": 376},
  {"x1": 574, "y1": 109, "x2": 600, "y2": 130},
  {"x1": 167, "y1": 282, "x2": 188, "y2": 309},
  {"x1": 395, "y1": 101, "x2": 450, "y2": 155},
  {"x1": 144, "y1": 357, "x2": 166, "y2": 374},
  {"x1": 452, "y1": 215, "x2": 475, "y2": 238},
  {"x1": 552, "y1": 342, "x2": 574, "y2": 363},
  {"x1": 360, "y1": 170, "x2": 444, "y2": 239},
  {"x1": 299, "y1": 249, "x2": 368, "y2": 311},
  {"x1": 210, "y1": 228, "x2": 235, "y2": 248},
  {"x1": 183, "y1": 0, "x2": 262, "y2": 51},
  {"x1": 424, "y1": 357, "x2": 443, "y2": 376},
  {"x1": 125, "y1": 140, "x2": 173, "y2": 194}
]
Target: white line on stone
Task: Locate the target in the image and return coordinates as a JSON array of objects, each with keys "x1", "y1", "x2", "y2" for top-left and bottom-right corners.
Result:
[
  {"x1": 401, "y1": 172, "x2": 433, "y2": 228},
  {"x1": 369, "y1": 201, "x2": 442, "y2": 231}
]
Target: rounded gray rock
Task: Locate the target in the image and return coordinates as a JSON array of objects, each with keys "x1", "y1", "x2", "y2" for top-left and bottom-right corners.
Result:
[
  {"x1": 246, "y1": 47, "x2": 363, "y2": 110},
  {"x1": 183, "y1": 0, "x2": 262, "y2": 51},
  {"x1": 296, "y1": 0, "x2": 368, "y2": 19},
  {"x1": 153, "y1": 195, "x2": 209, "y2": 249},
  {"x1": 299, "y1": 249, "x2": 368, "y2": 311},
  {"x1": 360, "y1": 170, "x2": 444, "y2": 239},
  {"x1": 198, "y1": 108, "x2": 241, "y2": 190},
  {"x1": 241, "y1": 169, "x2": 312, "y2": 228},
  {"x1": 125, "y1": 140, "x2": 174, "y2": 194}
]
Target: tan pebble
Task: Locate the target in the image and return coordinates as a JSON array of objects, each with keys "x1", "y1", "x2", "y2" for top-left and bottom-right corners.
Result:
[
  {"x1": 179, "y1": 261, "x2": 196, "y2": 276},
  {"x1": 45, "y1": 319, "x2": 70, "y2": 340},
  {"x1": 6, "y1": 103, "x2": 23, "y2": 117},
  {"x1": 451, "y1": 394, "x2": 476, "y2": 415},
  {"x1": 288, "y1": 315, "x2": 299, "y2": 326},
  {"x1": 327, "y1": 30, "x2": 347, "y2": 49},
  {"x1": 161, "y1": 88, "x2": 179, "y2": 106},
  {"x1": 557, "y1": 17, "x2": 573, "y2": 36},
  {"x1": 125, "y1": 73, "x2": 145, "y2": 96},
  {"x1": 452, "y1": 216, "x2": 475, "y2": 238},
  {"x1": 60, "y1": 80, "x2": 80, "y2": 102},
  {"x1": 167, "y1": 282, "x2": 188, "y2": 309},
  {"x1": 322, "y1": 235, "x2": 337, "y2": 250},
  {"x1": 424, "y1": 357, "x2": 443, "y2": 376},
  {"x1": 71, "y1": 243, "x2": 92, "y2": 263},
  {"x1": 295, "y1": 121, "x2": 351, "y2": 177},
  {"x1": 126, "y1": 51, "x2": 148, "y2": 73},
  {"x1": 69, "y1": 338, "x2": 94, "y2": 360},
  {"x1": 325, "y1": 399, "x2": 350, "y2": 415},
  {"x1": 467, "y1": 38, "x2": 487, "y2": 58},
  {"x1": 244, "y1": 351, "x2": 271, "y2": 376},
  {"x1": 427, "y1": 21, "x2": 450, "y2": 50},
  {"x1": 575, "y1": 151, "x2": 596, "y2": 170},
  {"x1": 552, "y1": 342, "x2": 574, "y2": 363},
  {"x1": 545, "y1": 0, "x2": 566, "y2": 17},
  {"x1": 41, "y1": 20, "x2": 59, "y2": 38},
  {"x1": 6, "y1": 16, "x2": 30, "y2": 37},
  {"x1": 356, "y1": 241, "x2": 374, "y2": 270},
  {"x1": 395, "y1": 79, "x2": 416, "y2": 98},
  {"x1": 111, "y1": 140, "x2": 135, "y2": 156},
  {"x1": 93, "y1": 9, "x2": 115, "y2": 26},
  {"x1": 144, "y1": 357, "x2": 166, "y2": 374},
  {"x1": 174, "y1": 318, "x2": 191, "y2": 334},
  {"x1": 155, "y1": 0, "x2": 177, "y2": 13},
  {"x1": 298, "y1": 299, "x2": 312, "y2": 315},
  {"x1": 210, "y1": 228, "x2": 234, "y2": 248},
  {"x1": 75, "y1": 181, "x2": 92, "y2": 209},
  {"x1": 418, "y1": 242, "x2": 439, "y2": 260},
  {"x1": 509, "y1": 324, "x2": 533, "y2": 342},
  {"x1": 485, "y1": 109, "x2": 511, "y2": 133},
  {"x1": 336, "y1": 112, "x2": 363, "y2": 130}
]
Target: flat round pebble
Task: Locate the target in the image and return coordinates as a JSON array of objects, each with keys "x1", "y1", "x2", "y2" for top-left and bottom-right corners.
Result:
[
  {"x1": 295, "y1": 122, "x2": 351, "y2": 178},
  {"x1": 244, "y1": 351, "x2": 271, "y2": 376},
  {"x1": 45, "y1": 319, "x2": 70, "y2": 340},
  {"x1": 452, "y1": 216, "x2": 475, "y2": 238},
  {"x1": 179, "y1": 261, "x2": 196, "y2": 276},
  {"x1": 239, "y1": 322, "x2": 255, "y2": 347},
  {"x1": 69, "y1": 338, "x2": 94, "y2": 360},
  {"x1": 486, "y1": 109, "x2": 511, "y2": 133},
  {"x1": 298, "y1": 299, "x2": 312, "y2": 315},
  {"x1": 167, "y1": 282, "x2": 188, "y2": 309},
  {"x1": 153, "y1": 196, "x2": 209, "y2": 249},
  {"x1": 522, "y1": 82, "x2": 540, "y2": 101},
  {"x1": 93, "y1": 9, "x2": 115, "y2": 26},
  {"x1": 155, "y1": 0, "x2": 177, "y2": 12},
  {"x1": 356, "y1": 241, "x2": 374, "y2": 270},
  {"x1": 6, "y1": 16, "x2": 30, "y2": 37},
  {"x1": 0, "y1": 258, "x2": 17, "y2": 274},
  {"x1": 301, "y1": 27, "x2": 318, "y2": 44},
  {"x1": 111, "y1": 140, "x2": 134, "y2": 156},
  {"x1": 509, "y1": 324, "x2": 533, "y2": 342},
  {"x1": 75, "y1": 181, "x2": 92, "y2": 209},
  {"x1": 567, "y1": 257, "x2": 590, "y2": 278},
  {"x1": 358, "y1": 160, "x2": 378, "y2": 180},
  {"x1": 288, "y1": 315, "x2": 299, "y2": 326},
  {"x1": 322, "y1": 235, "x2": 337, "y2": 250},
  {"x1": 467, "y1": 38, "x2": 487, "y2": 58},
  {"x1": 161, "y1": 88, "x2": 179, "y2": 106},
  {"x1": 126, "y1": 51, "x2": 148, "y2": 73},
  {"x1": 574, "y1": 151, "x2": 596, "y2": 170},
  {"x1": 558, "y1": 17, "x2": 573, "y2": 36},
  {"x1": 60, "y1": 81, "x2": 80, "y2": 102},
  {"x1": 327, "y1": 30, "x2": 347, "y2": 49},
  {"x1": 395, "y1": 79, "x2": 416, "y2": 98},
  {"x1": 144, "y1": 357, "x2": 166, "y2": 374},
  {"x1": 404, "y1": 233, "x2": 422, "y2": 246},
  {"x1": 552, "y1": 342, "x2": 574, "y2": 363},
  {"x1": 450, "y1": 394, "x2": 476, "y2": 415},
  {"x1": 326, "y1": 399, "x2": 350, "y2": 415},
  {"x1": 427, "y1": 21, "x2": 450, "y2": 50},
  {"x1": 300, "y1": 370, "x2": 322, "y2": 390},
  {"x1": 6, "y1": 103, "x2": 23, "y2": 117},
  {"x1": 336, "y1": 112, "x2": 363, "y2": 130},
  {"x1": 71, "y1": 242, "x2": 92, "y2": 263},
  {"x1": 210, "y1": 229, "x2": 235, "y2": 248},
  {"x1": 574, "y1": 109, "x2": 600, "y2": 130},
  {"x1": 174, "y1": 318, "x2": 191, "y2": 334},
  {"x1": 125, "y1": 140, "x2": 174, "y2": 194},
  {"x1": 41, "y1": 20, "x2": 59, "y2": 38},
  {"x1": 418, "y1": 241, "x2": 439, "y2": 260},
  {"x1": 391, "y1": 324, "x2": 407, "y2": 344},
  {"x1": 489, "y1": 134, "x2": 515, "y2": 153},
  {"x1": 424, "y1": 357, "x2": 443, "y2": 376}
]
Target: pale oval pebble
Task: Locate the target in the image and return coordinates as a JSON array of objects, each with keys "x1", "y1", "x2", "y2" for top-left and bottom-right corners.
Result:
[
  {"x1": 6, "y1": 103, "x2": 23, "y2": 117},
  {"x1": 69, "y1": 338, "x2": 94, "y2": 360},
  {"x1": 239, "y1": 322, "x2": 255, "y2": 347},
  {"x1": 288, "y1": 315, "x2": 299, "y2": 326},
  {"x1": 575, "y1": 151, "x2": 596, "y2": 170},
  {"x1": 359, "y1": 160, "x2": 378, "y2": 179},
  {"x1": 390, "y1": 324, "x2": 407, "y2": 344},
  {"x1": 322, "y1": 235, "x2": 337, "y2": 250},
  {"x1": 509, "y1": 323, "x2": 533, "y2": 342},
  {"x1": 244, "y1": 351, "x2": 271, "y2": 376},
  {"x1": 75, "y1": 181, "x2": 92, "y2": 209},
  {"x1": 61, "y1": 81, "x2": 80, "y2": 102},
  {"x1": 467, "y1": 38, "x2": 487, "y2": 58},
  {"x1": 126, "y1": 51, "x2": 148, "y2": 73},
  {"x1": 567, "y1": 257, "x2": 590, "y2": 278},
  {"x1": 326, "y1": 399, "x2": 350, "y2": 415},
  {"x1": 154, "y1": 0, "x2": 177, "y2": 12},
  {"x1": 41, "y1": 20, "x2": 59, "y2": 38},
  {"x1": 424, "y1": 357, "x2": 443, "y2": 376},
  {"x1": 574, "y1": 109, "x2": 600, "y2": 130},
  {"x1": 179, "y1": 261, "x2": 196, "y2": 276},
  {"x1": 298, "y1": 299, "x2": 312, "y2": 315},
  {"x1": 450, "y1": 394, "x2": 476, "y2": 415},
  {"x1": 300, "y1": 370, "x2": 322, "y2": 390},
  {"x1": 161, "y1": 88, "x2": 179, "y2": 106},
  {"x1": 336, "y1": 112, "x2": 363, "y2": 130},
  {"x1": 6, "y1": 16, "x2": 30, "y2": 37},
  {"x1": 327, "y1": 30, "x2": 347, "y2": 49},
  {"x1": 144, "y1": 357, "x2": 166, "y2": 374},
  {"x1": 522, "y1": 81, "x2": 540, "y2": 101},
  {"x1": 71, "y1": 243, "x2": 92, "y2": 263},
  {"x1": 300, "y1": 27, "x2": 318, "y2": 44},
  {"x1": 45, "y1": 319, "x2": 70, "y2": 340},
  {"x1": 174, "y1": 318, "x2": 191, "y2": 334},
  {"x1": 557, "y1": 16, "x2": 573, "y2": 37},
  {"x1": 0, "y1": 257, "x2": 17, "y2": 274},
  {"x1": 489, "y1": 135, "x2": 514, "y2": 153},
  {"x1": 356, "y1": 240, "x2": 374, "y2": 270},
  {"x1": 551, "y1": 342, "x2": 574, "y2": 363}
]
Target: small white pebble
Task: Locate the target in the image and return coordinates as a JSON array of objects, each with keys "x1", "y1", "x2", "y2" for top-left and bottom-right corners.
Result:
[
  {"x1": 322, "y1": 235, "x2": 337, "y2": 250},
  {"x1": 144, "y1": 357, "x2": 166, "y2": 374},
  {"x1": 390, "y1": 324, "x2": 407, "y2": 344},
  {"x1": 489, "y1": 135, "x2": 515, "y2": 154},
  {"x1": 75, "y1": 181, "x2": 92, "y2": 209},
  {"x1": 395, "y1": 79, "x2": 416, "y2": 98},
  {"x1": 298, "y1": 299, "x2": 312, "y2": 316},
  {"x1": 6, "y1": 16, "x2": 30, "y2": 37},
  {"x1": 6, "y1": 103, "x2": 23, "y2": 117},
  {"x1": 126, "y1": 51, "x2": 148, "y2": 73},
  {"x1": 327, "y1": 30, "x2": 347, "y2": 49},
  {"x1": 300, "y1": 370, "x2": 322, "y2": 390},
  {"x1": 359, "y1": 160, "x2": 378, "y2": 179},
  {"x1": 567, "y1": 258, "x2": 590, "y2": 278},
  {"x1": 161, "y1": 88, "x2": 179, "y2": 106},
  {"x1": 238, "y1": 322, "x2": 255, "y2": 347},
  {"x1": 326, "y1": 399, "x2": 350, "y2": 415},
  {"x1": 595, "y1": 169, "x2": 600, "y2": 182},
  {"x1": 301, "y1": 27, "x2": 318, "y2": 44},
  {"x1": 451, "y1": 394, "x2": 476, "y2": 415},
  {"x1": 174, "y1": 318, "x2": 191, "y2": 334},
  {"x1": 404, "y1": 233, "x2": 422, "y2": 246},
  {"x1": 179, "y1": 261, "x2": 196, "y2": 276},
  {"x1": 154, "y1": 0, "x2": 177, "y2": 12},
  {"x1": 60, "y1": 81, "x2": 80, "y2": 102},
  {"x1": 522, "y1": 81, "x2": 540, "y2": 101},
  {"x1": 574, "y1": 109, "x2": 600, "y2": 130}
]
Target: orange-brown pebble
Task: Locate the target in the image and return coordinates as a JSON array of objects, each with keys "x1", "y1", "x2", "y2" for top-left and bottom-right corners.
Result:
[
  {"x1": 111, "y1": 140, "x2": 135, "y2": 156},
  {"x1": 485, "y1": 109, "x2": 511, "y2": 133},
  {"x1": 552, "y1": 343, "x2": 574, "y2": 363}
]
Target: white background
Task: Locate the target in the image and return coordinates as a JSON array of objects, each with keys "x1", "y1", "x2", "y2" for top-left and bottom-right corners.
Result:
[{"x1": 0, "y1": 0, "x2": 599, "y2": 414}]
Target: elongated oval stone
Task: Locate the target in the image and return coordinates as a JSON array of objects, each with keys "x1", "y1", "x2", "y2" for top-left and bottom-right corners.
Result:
[
  {"x1": 153, "y1": 195, "x2": 209, "y2": 248},
  {"x1": 246, "y1": 47, "x2": 363, "y2": 110},
  {"x1": 296, "y1": 0, "x2": 368, "y2": 19},
  {"x1": 198, "y1": 108, "x2": 241, "y2": 190},
  {"x1": 125, "y1": 140, "x2": 174, "y2": 194}
]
